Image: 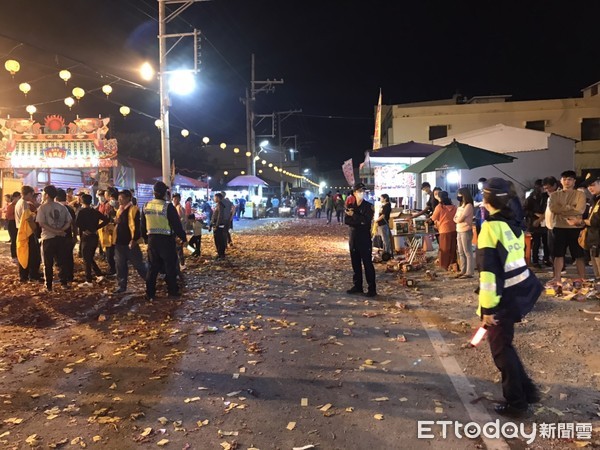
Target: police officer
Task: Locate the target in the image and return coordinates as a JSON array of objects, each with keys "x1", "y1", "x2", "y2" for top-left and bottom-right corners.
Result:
[
  {"x1": 142, "y1": 181, "x2": 187, "y2": 300},
  {"x1": 344, "y1": 183, "x2": 377, "y2": 297},
  {"x1": 477, "y1": 178, "x2": 542, "y2": 417}
]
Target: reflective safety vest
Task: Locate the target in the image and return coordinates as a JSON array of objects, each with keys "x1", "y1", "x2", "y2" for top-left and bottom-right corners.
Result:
[
  {"x1": 477, "y1": 217, "x2": 530, "y2": 317},
  {"x1": 144, "y1": 199, "x2": 171, "y2": 236}
]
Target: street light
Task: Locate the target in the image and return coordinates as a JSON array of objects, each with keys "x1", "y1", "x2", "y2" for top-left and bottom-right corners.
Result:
[
  {"x1": 140, "y1": 62, "x2": 155, "y2": 81},
  {"x1": 169, "y1": 71, "x2": 195, "y2": 96}
]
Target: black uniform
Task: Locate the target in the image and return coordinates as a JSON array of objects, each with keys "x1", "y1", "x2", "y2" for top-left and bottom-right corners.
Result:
[{"x1": 345, "y1": 199, "x2": 376, "y2": 294}]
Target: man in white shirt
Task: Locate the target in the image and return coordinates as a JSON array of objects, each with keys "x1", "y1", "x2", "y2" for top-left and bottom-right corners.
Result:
[{"x1": 36, "y1": 185, "x2": 72, "y2": 291}]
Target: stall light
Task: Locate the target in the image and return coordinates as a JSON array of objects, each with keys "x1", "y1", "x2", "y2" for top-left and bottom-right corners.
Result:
[
  {"x1": 258, "y1": 169, "x2": 263, "y2": 174},
  {"x1": 119, "y1": 106, "x2": 130, "y2": 117},
  {"x1": 447, "y1": 170, "x2": 461, "y2": 184},
  {"x1": 181, "y1": 129, "x2": 189, "y2": 137},
  {"x1": 59, "y1": 69, "x2": 71, "y2": 83},
  {"x1": 254, "y1": 155, "x2": 260, "y2": 161},
  {"x1": 261, "y1": 159, "x2": 267, "y2": 165},
  {"x1": 241, "y1": 170, "x2": 246, "y2": 175},
  {"x1": 220, "y1": 143, "x2": 226, "y2": 150},
  {"x1": 19, "y1": 83, "x2": 31, "y2": 96},
  {"x1": 233, "y1": 147, "x2": 240, "y2": 153},
  {"x1": 245, "y1": 151, "x2": 251, "y2": 157},
  {"x1": 101, "y1": 84, "x2": 113, "y2": 97},
  {"x1": 64, "y1": 97, "x2": 75, "y2": 110},
  {"x1": 154, "y1": 119, "x2": 163, "y2": 129},
  {"x1": 268, "y1": 163, "x2": 273, "y2": 167},
  {"x1": 25, "y1": 105, "x2": 36, "y2": 117},
  {"x1": 202, "y1": 136, "x2": 210, "y2": 145},
  {"x1": 5, "y1": 59, "x2": 20, "y2": 76},
  {"x1": 224, "y1": 170, "x2": 228, "y2": 175}
]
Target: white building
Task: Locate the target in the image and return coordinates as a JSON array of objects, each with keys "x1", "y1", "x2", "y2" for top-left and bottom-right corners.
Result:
[{"x1": 380, "y1": 82, "x2": 600, "y2": 173}]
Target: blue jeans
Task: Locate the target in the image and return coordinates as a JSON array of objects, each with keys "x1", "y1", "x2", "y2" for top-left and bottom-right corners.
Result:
[
  {"x1": 114, "y1": 243, "x2": 147, "y2": 290},
  {"x1": 377, "y1": 224, "x2": 393, "y2": 255},
  {"x1": 457, "y1": 230, "x2": 474, "y2": 276}
]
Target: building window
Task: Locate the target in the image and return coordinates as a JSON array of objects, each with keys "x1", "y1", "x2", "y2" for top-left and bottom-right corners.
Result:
[
  {"x1": 592, "y1": 85, "x2": 598, "y2": 96},
  {"x1": 581, "y1": 118, "x2": 600, "y2": 141},
  {"x1": 429, "y1": 125, "x2": 448, "y2": 141},
  {"x1": 525, "y1": 120, "x2": 546, "y2": 132}
]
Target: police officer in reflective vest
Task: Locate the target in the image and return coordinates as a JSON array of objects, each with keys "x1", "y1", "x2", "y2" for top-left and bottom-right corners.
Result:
[
  {"x1": 142, "y1": 181, "x2": 187, "y2": 300},
  {"x1": 477, "y1": 178, "x2": 542, "y2": 418},
  {"x1": 344, "y1": 183, "x2": 377, "y2": 297}
]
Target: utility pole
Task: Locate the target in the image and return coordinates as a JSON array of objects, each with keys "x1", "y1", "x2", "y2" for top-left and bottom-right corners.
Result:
[
  {"x1": 158, "y1": 0, "x2": 205, "y2": 186},
  {"x1": 276, "y1": 110, "x2": 301, "y2": 196},
  {"x1": 241, "y1": 54, "x2": 283, "y2": 178}
]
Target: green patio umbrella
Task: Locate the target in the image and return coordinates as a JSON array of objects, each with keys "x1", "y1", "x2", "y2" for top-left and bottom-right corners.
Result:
[{"x1": 401, "y1": 140, "x2": 516, "y2": 174}]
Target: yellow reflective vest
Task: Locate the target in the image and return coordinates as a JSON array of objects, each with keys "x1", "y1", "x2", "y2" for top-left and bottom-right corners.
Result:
[
  {"x1": 477, "y1": 213, "x2": 531, "y2": 317},
  {"x1": 144, "y1": 199, "x2": 171, "y2": 235}
]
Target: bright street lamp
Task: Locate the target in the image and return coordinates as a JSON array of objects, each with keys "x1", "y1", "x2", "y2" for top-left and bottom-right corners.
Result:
[
  {"x1": 260, "y1": 140, "x2": 269, "y2": 147},
  {"x1": 140, "y1": 62, "x2": 155, "y2": 81},
  {"x1": 169, "y1": 70, "x2": 196, "y2": 96}
]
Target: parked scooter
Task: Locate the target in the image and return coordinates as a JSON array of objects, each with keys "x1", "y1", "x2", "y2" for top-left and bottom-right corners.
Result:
[{"x1": 297, "y1": 207, "x2": 307, "y2": 218}]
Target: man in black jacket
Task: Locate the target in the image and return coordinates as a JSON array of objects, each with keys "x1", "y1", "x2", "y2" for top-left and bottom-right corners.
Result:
[
  {"x1": 524, "y1": 179, "x2": 550, "y2": 267},
  {"x1": 76, "y1": 194, "x2": 108, "y2": 286},
  {"x1": 344, "y1": 183, "x2": 377, "y2": 297}
]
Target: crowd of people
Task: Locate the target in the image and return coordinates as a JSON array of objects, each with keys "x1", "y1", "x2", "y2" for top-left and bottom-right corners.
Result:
[
  {"x1": 5, "y1": 181, "x2": 244, "y2": 300},
  {"x1": 409, "y1": 171, "x2": 600, "y2": 287}
]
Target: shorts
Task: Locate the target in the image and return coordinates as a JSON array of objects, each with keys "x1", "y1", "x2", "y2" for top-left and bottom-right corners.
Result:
[{"x1": 552, "y1": 227, "x2": 584, "y2": 259}]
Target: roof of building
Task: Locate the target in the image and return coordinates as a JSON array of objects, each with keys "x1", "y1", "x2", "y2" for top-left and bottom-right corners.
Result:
[
  {"x1": 369, "y1": 141, "x2": 441, "y2": 158},
  {"x1": 433, "y1": 123, "x2": 575, "y2": 153}
]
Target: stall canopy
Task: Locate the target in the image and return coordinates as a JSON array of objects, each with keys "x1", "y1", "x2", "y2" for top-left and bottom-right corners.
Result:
[
  {"x1": 227, "y1": 175, "x2": 268, "y2": 187},
  {"x1": 401, "y1": 140, "x2": 516, "y2": 173},
  {"x1": 153, "y1": 174, "x2": 207, "y2": 188}
]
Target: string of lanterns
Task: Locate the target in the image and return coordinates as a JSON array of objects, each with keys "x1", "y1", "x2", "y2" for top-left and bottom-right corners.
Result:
[{"x1": 4, "y1": 58, "x2": 321, "y2": 187}]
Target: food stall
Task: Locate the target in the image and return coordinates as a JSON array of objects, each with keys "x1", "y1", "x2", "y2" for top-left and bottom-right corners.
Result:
[{"x1": 0, "y1": 115, "x2": 118, "y2": 192}]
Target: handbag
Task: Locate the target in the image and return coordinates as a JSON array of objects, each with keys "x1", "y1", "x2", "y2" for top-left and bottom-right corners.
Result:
[
  {"x1": 372, "y1": 234, "x2": 383, "y2": 248},
  {"x1": 578, "y1": 228, "x2": 587, "y2": 249}
]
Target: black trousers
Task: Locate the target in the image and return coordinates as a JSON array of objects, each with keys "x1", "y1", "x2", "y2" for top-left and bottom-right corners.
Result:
[
  {"x1": 349, "y1": 228, "x2": 376, "y2": 292},
  {"x1": 213, "y1": 226, "x2": 227, "y2": 257},
  {"x1": 81, "y1": 234, "x2": 102, "y2": 282},
  {"x1": 189, "y1": 235, "x2": 201, "y2": 255},
  {"x1": 315, "y1": 208, "x2": 322, "y2": 218},
  {"x1": 105, "y1": 245, "x2": 116, "y2": 274},
  {"x1": 531, "y1": 228, "x2": 549, "y2": 263},
  {"x1": 487, "y1": 316, "x2": 534, "y2": 410},
  {"x1": 64, "y1": 237, "x2": 75, "y2": 281},
  {"x1": 146, "y1": 235, "x2": 179, "y2": 297},
  {"x1": 18, "y1": 233, "x2": 41, "y2": 281},
  {"x1": 42, "y1": 236, "x2": 68, "y2": 289},
  {"x1": 8, "y1": 220, "x2": 17, "y2": 258},
  {"x1": 326, "y1": 208, "x2": 333, "y2": 223}
]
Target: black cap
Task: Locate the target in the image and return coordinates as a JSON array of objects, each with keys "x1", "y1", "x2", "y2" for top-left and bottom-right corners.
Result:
[
  {"x1": 581, "y1": 175, "x2": 600, "y2": 187},
  {"x1": 154, "y1": 181, "x2": 168, "y2": 196},
  {"x1": 353, "y1": 182, "x2": 366, "y2": 192},
  {"x1": 483, "y1": 177, "x2": 510, "y2": 196}
]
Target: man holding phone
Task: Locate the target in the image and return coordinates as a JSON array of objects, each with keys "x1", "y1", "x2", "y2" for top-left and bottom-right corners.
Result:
[{"x1": 345, "y1": 183, "x2": 377, "y2": 297}]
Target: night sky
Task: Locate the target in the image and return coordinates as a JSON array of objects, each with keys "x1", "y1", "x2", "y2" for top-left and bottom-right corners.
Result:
[{"x1": 1, "y1": 0, "x2": 599, "y2": 174}]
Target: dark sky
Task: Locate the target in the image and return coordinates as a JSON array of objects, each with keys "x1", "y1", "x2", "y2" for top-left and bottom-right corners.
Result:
[{"x1": 1, "y1": 0, "x2": 599, "y2": 173}]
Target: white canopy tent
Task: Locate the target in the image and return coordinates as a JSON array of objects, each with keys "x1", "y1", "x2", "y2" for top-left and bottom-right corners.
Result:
[{"x1": 433, "y1": 124, "x2": 576, "y2": 196}]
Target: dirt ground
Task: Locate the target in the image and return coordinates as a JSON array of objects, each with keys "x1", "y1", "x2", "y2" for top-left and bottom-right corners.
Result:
[{"x1": 0, "y1": 220, "x2": 598, "y2": 450}]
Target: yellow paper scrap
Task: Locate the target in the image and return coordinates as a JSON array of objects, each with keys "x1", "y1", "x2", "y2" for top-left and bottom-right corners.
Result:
[
  {"x1": 319, "y1": 403, "x2": 332, "y2": 412},
  {"x1": 374, "y1": 414, "x2": 384, "y2": 420},
  {"x1": 157, "y1": 439, "x2": 169, "y2": 446},
  {"x1": 301, "y1": 398, "x2": 308, "y2": 407},
  {"x1": 286, "y1": 422, "x2": 296, "y2": 430}
]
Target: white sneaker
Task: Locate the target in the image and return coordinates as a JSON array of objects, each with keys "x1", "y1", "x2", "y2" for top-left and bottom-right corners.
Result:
[
  {"x1": 96, "y1": 276, "x2": 105, "y2": 283},
  {"x1": 79, "y1": 281, "x2": 93, "y2": 288}
]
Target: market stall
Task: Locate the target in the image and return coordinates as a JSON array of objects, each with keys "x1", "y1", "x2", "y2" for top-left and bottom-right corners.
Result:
[{"x1": 0, "y1": 115, "x2": 118, "y2": 192}]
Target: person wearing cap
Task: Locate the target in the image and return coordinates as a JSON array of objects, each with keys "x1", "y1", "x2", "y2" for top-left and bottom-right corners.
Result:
[
  {"x1": 344, "y1": 182, "x2": 377, "y2": 297},
  {"x1": 142, "y1": 181, "x2": 187, "y2": 300},
  {"x1": 477, "y1": 177, "x2": 542, "y2": 417},
  {"x1": 547, "y1": 170, "x2": 587, "y2": 285}
]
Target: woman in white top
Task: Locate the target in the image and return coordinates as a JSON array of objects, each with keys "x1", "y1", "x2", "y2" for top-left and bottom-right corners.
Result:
[{"x1": 453, "y1": 187, "x2": 475, "y2": 278}]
